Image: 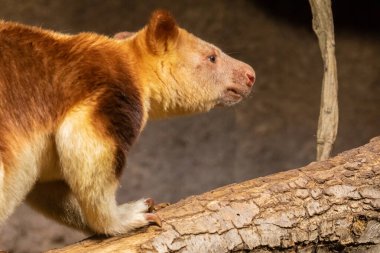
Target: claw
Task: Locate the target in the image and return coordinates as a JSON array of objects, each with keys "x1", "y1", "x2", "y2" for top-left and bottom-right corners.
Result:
[
  {"x1": 145, "y1": 213, "x2": 162, "y2": 227},
  {"x1": 145, "y1": 198, "x2": 155, "y2": 212}
]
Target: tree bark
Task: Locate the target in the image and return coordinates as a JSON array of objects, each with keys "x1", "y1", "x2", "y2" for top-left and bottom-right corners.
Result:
[
  {"x1": 48, "y1": 137, "x2": 380, "y2": 253},
  {"x1": 309, "y1": 0, "x2": 339, "y2": 161}
]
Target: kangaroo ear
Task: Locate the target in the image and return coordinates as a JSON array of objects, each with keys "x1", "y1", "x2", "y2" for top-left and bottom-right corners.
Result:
[{"x1": 146, "y1": 10, "x2": 179, "y2": 55}]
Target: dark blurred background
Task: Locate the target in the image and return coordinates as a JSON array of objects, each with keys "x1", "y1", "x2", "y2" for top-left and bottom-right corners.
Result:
[{"x1": 0, "y1": 0, "x2": 379, "y2": 252}]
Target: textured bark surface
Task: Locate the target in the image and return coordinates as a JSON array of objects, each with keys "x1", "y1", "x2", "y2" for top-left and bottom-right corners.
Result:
[
  {"x1": 48, "y1": 137, "x2": 380, "y2": 253},
  {"x1": 309, "y1": 0, "x2": 339, "y2": 161}
]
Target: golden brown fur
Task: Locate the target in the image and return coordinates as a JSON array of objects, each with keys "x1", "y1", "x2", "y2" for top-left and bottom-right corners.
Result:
[{"x1": 0, "y1": 10, "x2": 255, "y2": 235}]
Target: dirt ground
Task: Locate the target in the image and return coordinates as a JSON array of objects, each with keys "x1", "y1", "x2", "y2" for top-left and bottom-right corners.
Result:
[{"x1": 0, "y1": 1, "x2": 379, "y2": 252}]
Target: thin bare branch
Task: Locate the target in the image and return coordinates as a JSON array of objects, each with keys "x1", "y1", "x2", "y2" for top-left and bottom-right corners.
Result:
[{"x1": 309, "y1": 0, "x2": 339, "y2": 161}]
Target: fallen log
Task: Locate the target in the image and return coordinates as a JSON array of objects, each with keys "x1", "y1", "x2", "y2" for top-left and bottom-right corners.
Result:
[{"x1": 48, "y1": 137, "x2": 380, "y2": 253}]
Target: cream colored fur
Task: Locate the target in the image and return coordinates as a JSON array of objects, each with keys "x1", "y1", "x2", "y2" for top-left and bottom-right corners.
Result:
[
  {"x1": 55, "y1": 103, "x2": 151, "y2": 234},
  {"x1": 0, "y1": 134, "x2": 46, "y2": 225}
]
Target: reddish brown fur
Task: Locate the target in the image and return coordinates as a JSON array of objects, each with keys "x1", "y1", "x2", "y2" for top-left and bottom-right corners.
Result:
[{"x1": 0, "y1": 22, "x2": 143, "y2": 176}]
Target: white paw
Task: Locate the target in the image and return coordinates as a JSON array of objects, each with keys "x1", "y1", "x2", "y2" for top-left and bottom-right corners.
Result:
[
  {"x1": 118, "y1": 198, "x2": 153, "y2": 214},
  {"x1": 116, "y1": 198, "x2": 161, "y2": 231}
]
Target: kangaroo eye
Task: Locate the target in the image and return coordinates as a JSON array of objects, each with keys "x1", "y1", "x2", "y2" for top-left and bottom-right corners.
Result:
[{"x1": 208, "y1": 54, "x2": 217, "y2": 63}]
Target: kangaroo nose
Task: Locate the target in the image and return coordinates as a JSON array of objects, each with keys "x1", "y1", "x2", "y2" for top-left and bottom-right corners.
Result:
[{"x1": 246, "y1": 71, "x2": 255, "y2": 87}]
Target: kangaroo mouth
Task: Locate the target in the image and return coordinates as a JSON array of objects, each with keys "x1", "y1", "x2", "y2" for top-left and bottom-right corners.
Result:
[
  {"x1": 218, "y1": 87, "x2": 250, "y2": 106},
  {"x1": 226, "y1": 88, "x2": 244, "y2": 99}
]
